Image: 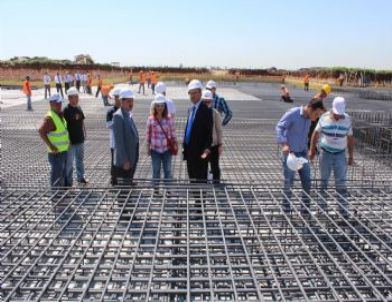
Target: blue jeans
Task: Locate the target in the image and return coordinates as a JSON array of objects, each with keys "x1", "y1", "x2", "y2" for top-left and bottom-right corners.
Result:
[
  {"x1": 281, "y1": 151, "x2": 311, "y2": 212},
  {"x1": 151, "y1": 150, "x2": 172, "y2": 187},
  {"x1": 319, "y1": 149, "x2": 348, "y2": 215},
  {"x1": 48, "y1": 151, "x2": 67, "y2": 187},
  {"x1": 66, "y1": 143, "x2": 85, "y2": 186},
  {"x1": 27, "y1": 96, "x2": 32, "y2": 111}
]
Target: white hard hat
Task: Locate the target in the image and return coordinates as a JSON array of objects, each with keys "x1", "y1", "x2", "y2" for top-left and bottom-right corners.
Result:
[
  {"x1": 120, "y1": 89, "x2": 134, "y2": 99},
  {"x1": 202, "y1": 89, "x2": 213, "y2": 100},
  {"x1": 151, "y1": 94, "x2": 167, "y2": 105},
  {"x1": 187, "y1": 79, "x2": 203, "y2": 92},
  {"x1": 49, "y1": 93, "x2": 63, "y2": 103},
  {"x1": 206, "y1": 80, "x2": 217, "y2": 89},
  {"x1": 286, "y1": 153, "x2": 308, "y2": 172},
  {"x1": 112, "y1": 87, "x2": 122, "y2": 97},
  {"x1": 332, "y1": 97, "x2": 346, "y2": 115},
  {"x1": 155, "y1": 82, "x2": 166, "y2": 94},
  {"x1": 67, "y1": 87, "x2": 79, "y2": 96}
]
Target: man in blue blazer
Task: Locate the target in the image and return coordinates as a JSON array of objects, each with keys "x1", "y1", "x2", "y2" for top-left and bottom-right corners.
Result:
[
  {"x1": 183, "y1": 79, "x2": 213, "y2": 182},
  {"x1": 112, "y1": 89, "x2": 139, "y2": 185}
]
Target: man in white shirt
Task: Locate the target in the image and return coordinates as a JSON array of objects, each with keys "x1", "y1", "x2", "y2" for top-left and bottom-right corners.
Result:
[
  {"x1": 81, "y1": 73, "x2": 87, "y2": 93},
  {"x1": 64, "y1": 72, "x2": 74, "y2": 93},
  {"x1": 43, "y1": 71, "x2": 51, "y2": 99},
  {"x1": 75, "y1": 71, "x2": 81, "y2": 92},
  {"x1": 54, "y1": 72, "x2": 64, "y2": 98},
  {"x1": 154, "y1": 82, "x2": 176, "y2": 118}
]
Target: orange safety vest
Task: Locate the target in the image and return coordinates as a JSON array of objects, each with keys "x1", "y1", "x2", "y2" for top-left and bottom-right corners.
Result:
[
  {"x1": 304, "y1": 75, "x2": 310, "y2": 83},
  {"x1": 101, "y1": 85, "x2": 113, "y2": 96},
  {"x1": 139, "y1": 72, "x2": 145, "y2": 83},
  {"x1": 97, "y1": 79, "x2": 103, "y2": 87},
  {"x1": 22, "y1": 80, "x2": 32, "y2": 96},
  {"x1": 151, "y1": 72, "x2": 158, "y2": 84}
]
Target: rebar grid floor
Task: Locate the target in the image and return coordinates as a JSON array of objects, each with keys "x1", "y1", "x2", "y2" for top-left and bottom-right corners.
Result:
[{"x1": 1, "y1": 186, "x2": 392, "y2": 301}]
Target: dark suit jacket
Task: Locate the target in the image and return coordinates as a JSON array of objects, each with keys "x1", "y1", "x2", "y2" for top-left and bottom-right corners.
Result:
[
  {"x1": 113, "y1": 108, "x2": 139, "y2": 168},
  {"x1": 183, "y1": 101, "x2": 213, "y2": 161}
]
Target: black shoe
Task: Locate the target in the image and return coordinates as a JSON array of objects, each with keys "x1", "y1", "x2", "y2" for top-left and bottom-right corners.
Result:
[{"x1": 78, "y1": 178, "x2": 88, "y2": 184}]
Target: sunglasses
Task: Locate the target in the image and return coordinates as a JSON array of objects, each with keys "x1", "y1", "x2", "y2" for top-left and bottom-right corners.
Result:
[{"x1": 155, "y1": 104, "x2": 165, "y2": 108}]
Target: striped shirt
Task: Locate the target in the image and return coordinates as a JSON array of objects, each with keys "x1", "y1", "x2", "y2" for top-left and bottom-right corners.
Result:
[
  {"x1": 213, "y1": 94, "x2": 232, "y2": 126},
  {"x1": 315, "y1": 112, "x2": 353, "y2": 153}
]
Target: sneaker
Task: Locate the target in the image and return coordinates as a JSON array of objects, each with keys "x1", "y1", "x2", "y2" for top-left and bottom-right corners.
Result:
[{"x1": 78, "y1": 178, "x2": 88, "y2": 184}]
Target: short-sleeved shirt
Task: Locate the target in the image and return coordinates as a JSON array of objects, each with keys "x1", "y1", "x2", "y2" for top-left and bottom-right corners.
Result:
[
  {"x1": 106, "y1": 106, "x2": 119, "y2": 149},
  {"x1": 315, "y1": 112, "x2": 353, "y2": 153},
  {"x1": 63, "y1": 104, "x2": 85, "y2": 144}
]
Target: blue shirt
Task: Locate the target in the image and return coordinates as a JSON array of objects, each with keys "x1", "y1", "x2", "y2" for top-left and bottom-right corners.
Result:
[
  {"x1": 213, "y1": 94, "x2": 232, "y2": 126},
  {"x1": 276, "y1": 106, "x2": 311, "y2": 153}
]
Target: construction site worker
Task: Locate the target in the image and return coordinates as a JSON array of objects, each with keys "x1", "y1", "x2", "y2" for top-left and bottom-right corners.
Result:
[
  {"x1": 146, "y1": 94, "x2": 178, "y2": 192},
  {"x1": 75, "y1": 71, "x2": 81, "y2": 92},
  {"x1": 106, "y1": 88, "x2": 122, "y2": 186},
  {"x1": 55, "y1": 72, "x2": 64, "y2": 97},
  {"x1": 280, "y1": 85, "x2": 293, "y2": 103},
  {"x1": 81, "y1": 72, "x2": 87, "y2": 93},
  {"x1": 128, "y1": 70, "x2": 133, "y2": 85},
  {"x1": 22, "y1": 76, "x2": 32, "y2": 111},
  {"x1": 309, "y1": 97, "x2": 354, "y2": 218},
  {"x1": 96, "y1": 74, "x2": 103, "y2": 98},
  {"x1": 43, "y1": 71, "x2": 51, "y2": 99},
  {"x1": 146, "y1": 71, "x2": 151, "y2": 88},
  {"x1": 183, "y1": 80, "x2": 213, "y2": 182},
  {"x1": 276, "y1": 98, "x2": 325, "y2": 214},
  {"x1": 308, "y1": 84, "x2": 331, "y2": 148},
  {"x1": 38, "y1": 93, "x2": 70, "y2": 187},
  {"x1": 112, "y1": 89, "x2": 139, "y2": 185},
  {"x1": 64, "y1": 71, "x2": 73, "y2": 92},
  {"x1": 64, "y1": 87, "x2": 87, "y2": 186},
  {"x1": 206, "y1": 80, "x2": 233, "y2": 126},
  {"x1": 202, "y1": 90, "x2": 223, "y2": 183},
  {"x1": 101, "y1": 84, "x2": 114, "y2": 106},
  {"x1": 86, "y1": 73, "x2": 93, "y2": 94},
  {"x1": 138, "y1": 70, "x2": 146, "y2": 95},
  {"x1": 151, "y1": 71, "x2": 158, "y2": 94},
  {"x1": 155, "y1": 82, "x2": 176, "y2": 118},
  {"x1": 304, "y1": 73, "x2": 310, "y2": 91}
]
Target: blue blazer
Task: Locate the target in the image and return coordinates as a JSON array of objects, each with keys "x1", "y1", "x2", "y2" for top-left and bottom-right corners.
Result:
[{"x1": 112, "y1": 108, "x2": 139, "y2": 167}]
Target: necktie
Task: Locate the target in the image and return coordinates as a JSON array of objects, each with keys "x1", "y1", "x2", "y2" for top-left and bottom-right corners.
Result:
[{"x1": 185, "y1": 106, "x2": 196, "y2": 145}]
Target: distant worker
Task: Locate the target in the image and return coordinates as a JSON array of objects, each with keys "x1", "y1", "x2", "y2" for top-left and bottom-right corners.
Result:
[
  {"x1": 308, "y1": 84, "x2": 331, "y2": 149},
  {"x1": 75, "y1": 71, "x2": 81, "y2": 92},
  {"x1": 95, "y1": 74, "x2": 103, "y2": 97},
  {"x1": 81, "y1": 72, "x2": 87, "y2": 93},
  {"x1": 206, "y1": 80, "x2": 233, "y2": 126},
  {"x1": 86, "y1": 73, "x2": 93, "y2": 94},
  {"x1": 55, "y1": 72, "x2": 64, "y2": 98},
  {"x1": 64, "y1": 71, "x2": 73, "y2": 92},
  {"x1": 23, "y1": 76, "x2": 33, "y2": 111},
  {"x1": 146, "y1": 70, "x2": 151, "y2": 88},
  {"x1": 38, "y1": 94, "x2": 69, "y2": 187},
  {"x1": 101, "y1": 84, "x2": 114, "y2": 106},
  {"x1": 43, "y1": 71, "x2": 51, "y2": 99},
  {"x1": 128, "y1": 69, "x2": 133, "y2": 85},
  {"x1": 106, "y1": 88, "x2": 122, "y2": 185},
  {"x1": 304, "y1": 73, "x2": 310, "y2": 91},
  {"x1": 155, "y1": 82, "x2": 176, "y2": 118},
  {"x1": 63, "y1": 88, "x2": 88, "y2": 186},
  {"x1": 280, "y1": 85, "x2": 293, "y2": 103},
  {"x1": 138, "y1": 70, "x2": 146, "y2": 95},
  {"x1": 151, "y1": 71, "x2": 158, "y2": 94}
]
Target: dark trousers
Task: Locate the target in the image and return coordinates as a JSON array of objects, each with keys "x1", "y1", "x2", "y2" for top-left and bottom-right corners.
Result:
[
  {"x1": 44, "y1": 85, "x2": 51, "y2": 99},
  {"x1": 64, "y1": 82, "x2": 70, "y2": 93},
  {"x1": 209, "y1": 146, "x2": 221, "y2": 183},
  {"x1": 151, "y1": 83, "x2": 156, "y2": 94},
  {"x1": 56, "y1": 83, "x2": 64, "y2": 97},
  {"x1": 48, "y1": 151, "x2": 67, "y2": 187},
  {"x1": 113, "y1": 164, "x2": 136, "y2": 185},
  {"x1": 187, "y1": 157, "x2": 208, "y2": 181},
  {"x1": 95, "y1": 86, "x2": 101, "y2": 97},
  {"x1": 281, "y1": 96, "x2": 293, "y2": 103},
  {"x1": 304, "y1": 83, "x2": 309, "y2": 91},
  {"x1": 138, "y1": 83, "x2": 145, "y2": 94},
  {"x1": 110, "y1": 148, "x2": 117, "y2": 185},
  {"x1": 76, "y1": 80, "x2": 81, "y2": 91}
]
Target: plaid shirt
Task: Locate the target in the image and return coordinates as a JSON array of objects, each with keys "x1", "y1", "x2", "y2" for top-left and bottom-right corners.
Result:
[
  {"x1": 146, "y1": 116, "x2": 177, "y2": 153},
  {"x1": 213, "y1": 94, "x2": 232, "y2": 126}
]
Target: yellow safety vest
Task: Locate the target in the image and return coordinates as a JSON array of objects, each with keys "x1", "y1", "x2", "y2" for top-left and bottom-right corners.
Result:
[{"x1": 46, "y1": 110, "x2": 70, "y2": 153}]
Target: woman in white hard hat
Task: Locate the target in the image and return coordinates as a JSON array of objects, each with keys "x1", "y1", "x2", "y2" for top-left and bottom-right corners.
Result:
[{"x1": 146, "y1": 94, "x2": 178, "y2": 193}]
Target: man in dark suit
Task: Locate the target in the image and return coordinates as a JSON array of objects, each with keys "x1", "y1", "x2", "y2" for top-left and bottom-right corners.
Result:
[
  {"x1": 183, "y1": 79, "x2": 213, "y2": 182},
  {"x1": 112, "y1": 89, "x2": 139, "y2": 185}
]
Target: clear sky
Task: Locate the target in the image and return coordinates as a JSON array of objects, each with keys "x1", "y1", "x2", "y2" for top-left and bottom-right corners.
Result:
[{"x1": 0, "y1": 0, "x2": 391, "y2": 70}]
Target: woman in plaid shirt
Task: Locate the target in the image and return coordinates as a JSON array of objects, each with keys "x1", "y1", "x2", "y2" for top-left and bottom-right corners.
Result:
[{"x1": 146, "y1": 95, "x2": 178, "y2": 191}]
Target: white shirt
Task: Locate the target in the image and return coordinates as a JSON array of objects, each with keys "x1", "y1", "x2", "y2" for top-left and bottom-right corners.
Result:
[
  {"x1": 43, "y1": 75, "x2": 51, "y2": 85},
  {"x1": 82, "y1": 74, "x2": 87, "y2": 81},
  {"x1": 55, "y1": 74, "x2": 62, "y2": 84},
  {"x1": 65, "y1": 74, "x2": 74, "y2": 83},
  {"x1": 166, "y1": 98, "x2": 176, "y2": 116}
]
